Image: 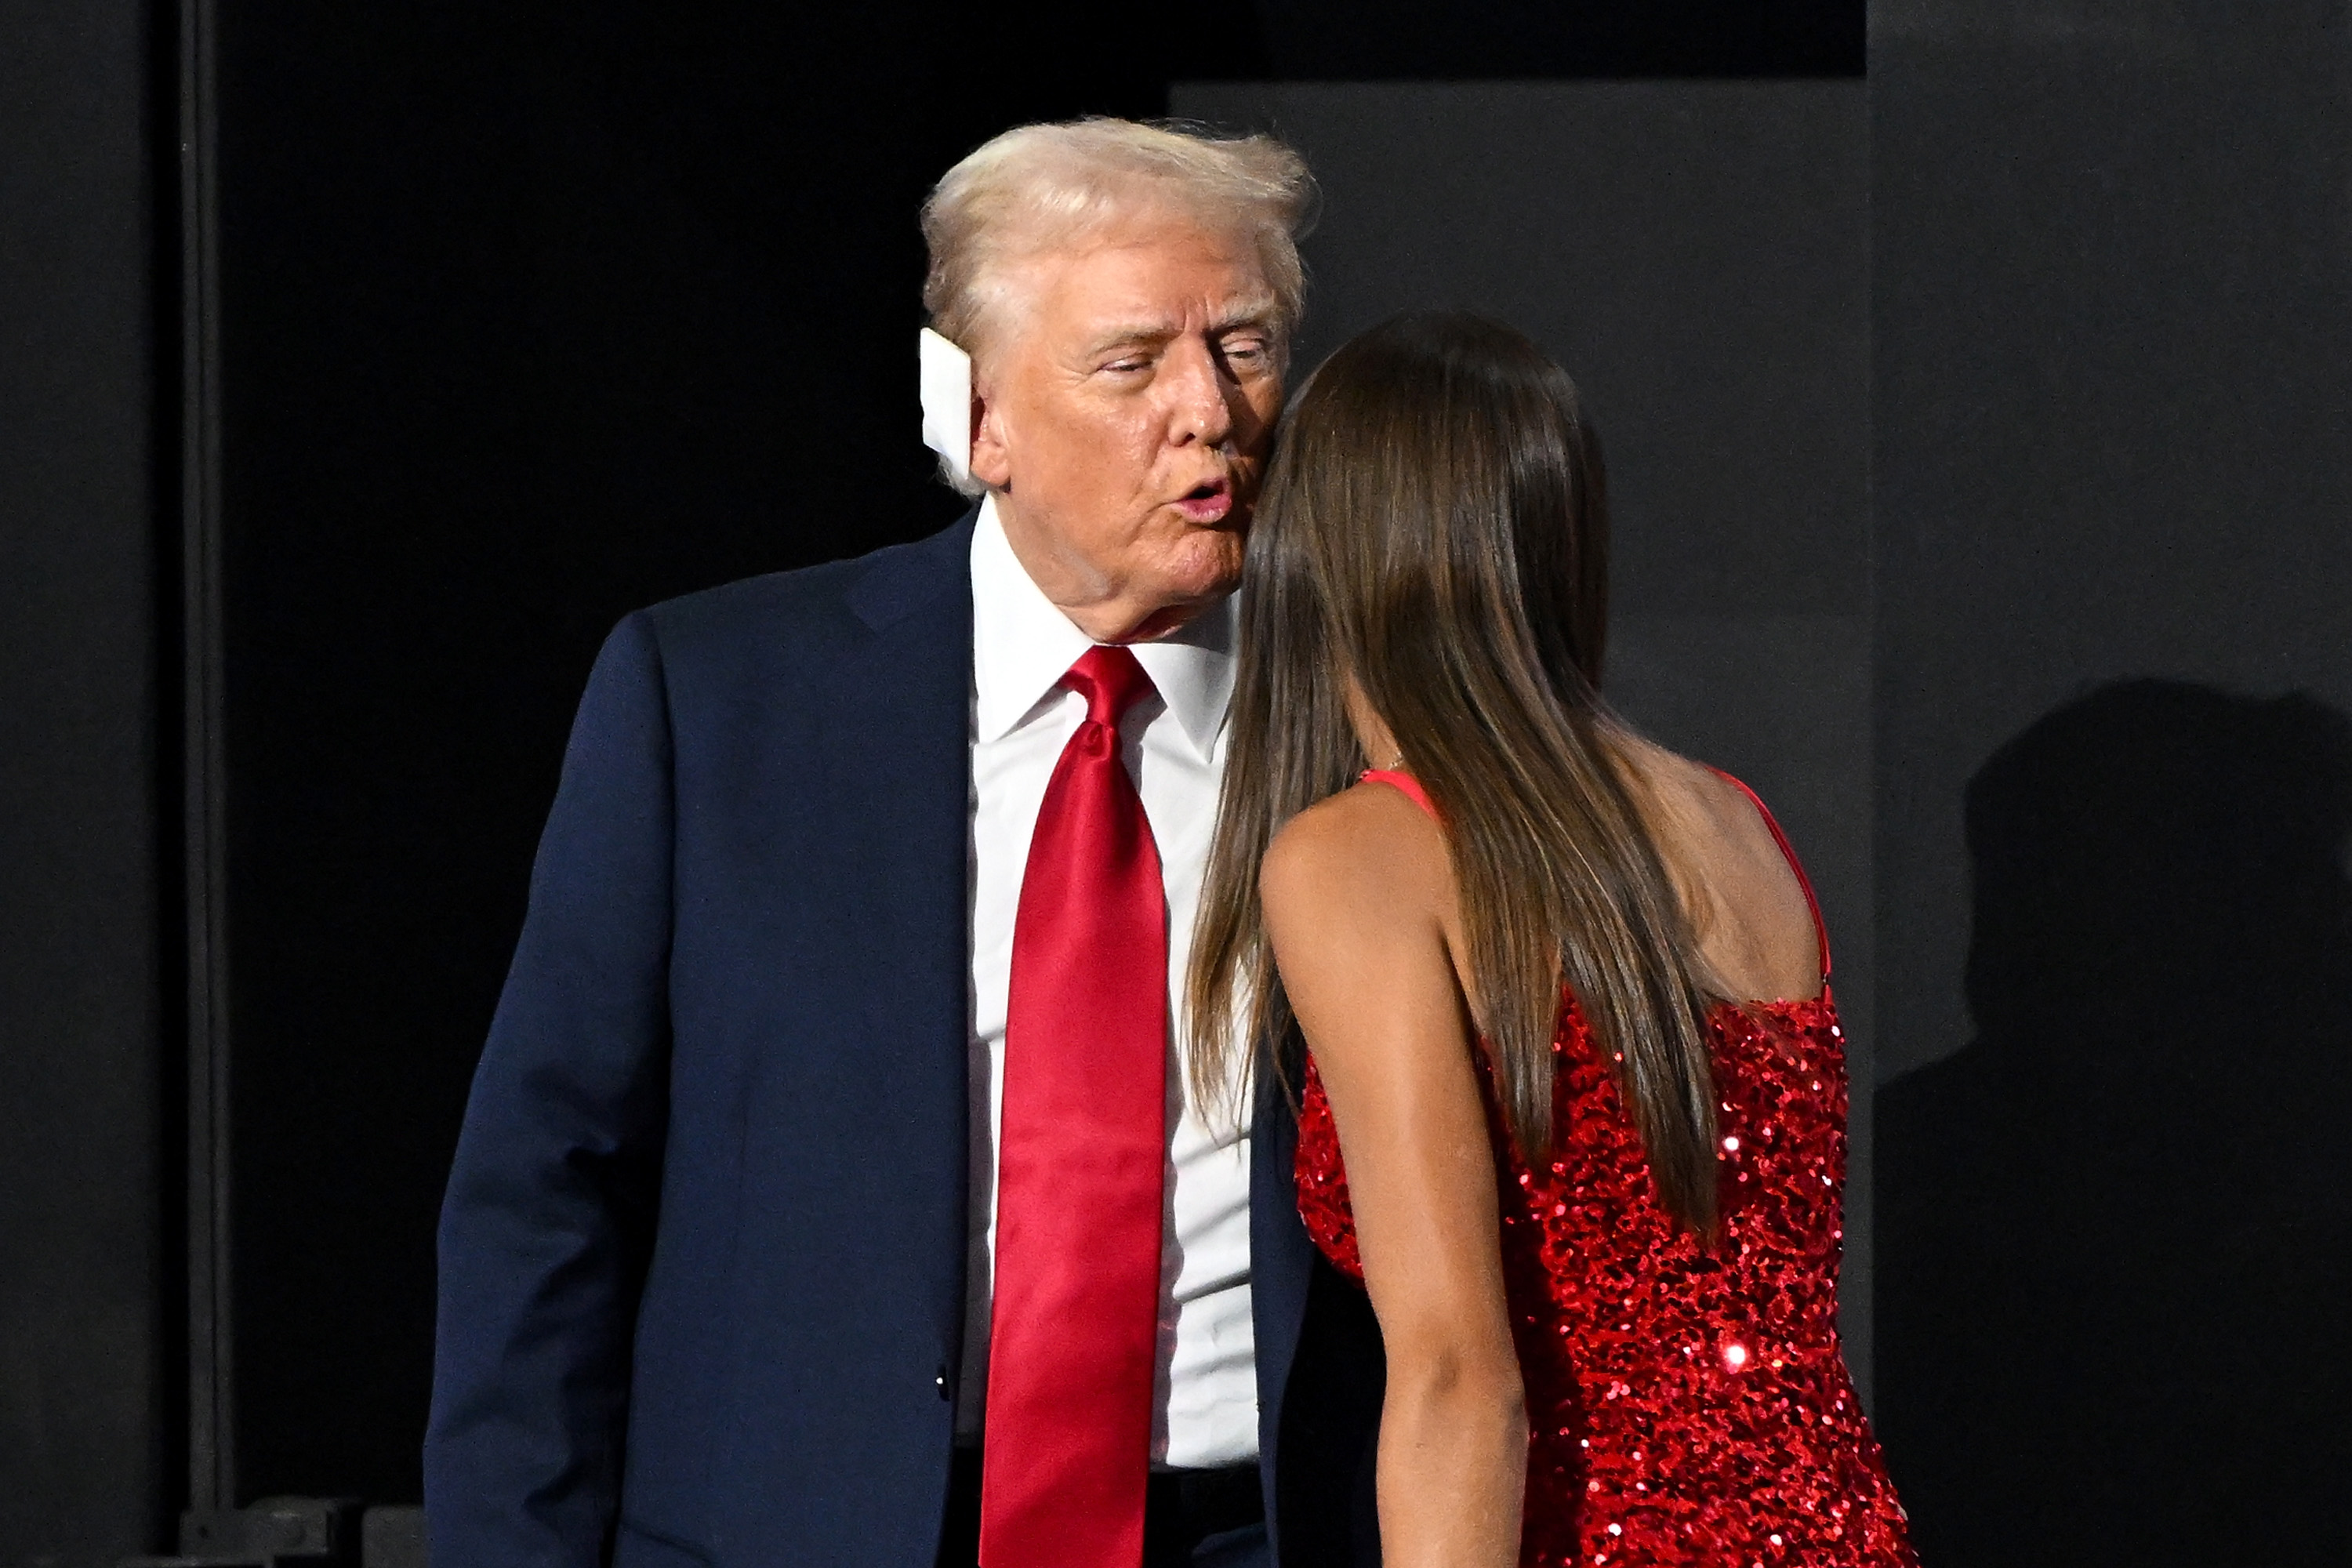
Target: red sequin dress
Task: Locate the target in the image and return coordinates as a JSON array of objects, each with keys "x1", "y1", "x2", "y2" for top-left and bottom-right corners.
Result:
[{"x1": 1294, "y1": 770, "x2": 1915, "y2": 1566}]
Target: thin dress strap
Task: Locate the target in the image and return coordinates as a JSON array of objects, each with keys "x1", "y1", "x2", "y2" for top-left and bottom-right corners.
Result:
[
  {"x1": 1707, "y1": 767, "x2": 1831, "y2": 990},
  {"x1": 1363, "y1": 765, "x2": 1828, "y2": 995},
  {"x1": 1358, "y1": 768, "x2": 1438, "y2": 818}
]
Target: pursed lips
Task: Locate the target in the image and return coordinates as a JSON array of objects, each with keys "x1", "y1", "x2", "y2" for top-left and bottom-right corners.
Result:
[{"x1": 1171, "y1": 475, "x2": 1234, "y2": 524}]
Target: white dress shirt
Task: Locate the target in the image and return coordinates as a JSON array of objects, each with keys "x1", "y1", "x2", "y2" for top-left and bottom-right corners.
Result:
[{"x1": 958, "y1": 495, "x2": 1258, "y2": 1468}]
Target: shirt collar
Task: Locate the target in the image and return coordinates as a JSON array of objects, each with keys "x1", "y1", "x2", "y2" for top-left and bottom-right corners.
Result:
[{"x1": 971, "y1": 494, "x2": 1236, "y2": 758}]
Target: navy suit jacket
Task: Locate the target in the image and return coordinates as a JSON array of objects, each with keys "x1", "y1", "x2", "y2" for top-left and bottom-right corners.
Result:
[{"x1": 426, "y1": 514, "x2": 1381, "y2": 1568}]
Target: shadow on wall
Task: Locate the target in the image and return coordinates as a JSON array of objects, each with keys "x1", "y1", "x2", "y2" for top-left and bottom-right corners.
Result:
[{"x1": 1875, "y1": 679, "x2": 2352, "y2": 1566}]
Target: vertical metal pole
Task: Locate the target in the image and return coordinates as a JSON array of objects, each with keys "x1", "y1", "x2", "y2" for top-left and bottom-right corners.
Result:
[{"x1": 178, "y1": 0, "x2": 233, "y2": 1520}]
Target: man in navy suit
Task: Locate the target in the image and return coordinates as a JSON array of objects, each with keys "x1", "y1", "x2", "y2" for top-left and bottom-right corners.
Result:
[{"x1": 426, "y1": 119, "x2": 1381, "y2": 1568}]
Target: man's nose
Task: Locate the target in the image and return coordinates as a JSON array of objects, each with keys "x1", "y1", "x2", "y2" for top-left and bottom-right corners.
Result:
[{"x1": 1163, "y1": 336, "x2": 1236, "y2": 448}]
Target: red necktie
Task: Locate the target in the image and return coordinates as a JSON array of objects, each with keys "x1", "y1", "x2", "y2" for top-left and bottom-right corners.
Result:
[{"x1": 981, "y1": 645, "x2": 1168, "y2": 1568}]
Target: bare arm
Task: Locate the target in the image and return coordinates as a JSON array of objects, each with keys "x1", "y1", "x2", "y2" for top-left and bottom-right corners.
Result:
[{"x1": 1261, "y1": 784, "x2": 1526, "y2": 1568}]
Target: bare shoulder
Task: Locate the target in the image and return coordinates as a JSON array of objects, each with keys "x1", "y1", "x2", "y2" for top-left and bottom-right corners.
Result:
[
  {"x1": 1261, "y1": 779, "x2": 1472, "y2": 1064},
  {"x1": 1613, "y1": 732, "x2": 1822, "y2": 999},
  {"x1": 1615, "y1": 734, "x2": 1779, "y2": 857},
  {"x1": 1260, "y1": 778, "x2": 1451, "y2": 934}
]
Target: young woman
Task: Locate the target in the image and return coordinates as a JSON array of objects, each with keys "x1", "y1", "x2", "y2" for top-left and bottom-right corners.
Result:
[{"x1": 1189, "y1": 314, "x2": 1915, "y2": 1566}]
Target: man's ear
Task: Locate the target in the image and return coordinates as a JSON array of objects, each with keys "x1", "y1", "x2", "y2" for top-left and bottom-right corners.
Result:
[{"x1": 969, "y1": 375, "x2": 1012, "y2": 492}]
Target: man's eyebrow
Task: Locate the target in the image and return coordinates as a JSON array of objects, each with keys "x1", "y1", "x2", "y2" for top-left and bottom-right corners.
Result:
[
  {"x1": 1081, "y1": 321, "x2": 1182, "y2": 355},
  {"x1": 1207, "y1": 296, "x2": 1280, "y2": 334},
  {"x1": 1080, "y1": 297, "x2": 1283, "y2": 357}
]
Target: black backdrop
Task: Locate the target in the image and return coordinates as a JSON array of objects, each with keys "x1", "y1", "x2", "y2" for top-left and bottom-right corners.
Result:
[
  {"x1": 207, "y1": 0, "x2": 1860, "y2": 1514},
  {"x1": 20, "y1": 4, "x2": 2352, "y2": 1567},
  {"x1": 2, "y1": 4, "x2": 1862, "y2": 1563}
]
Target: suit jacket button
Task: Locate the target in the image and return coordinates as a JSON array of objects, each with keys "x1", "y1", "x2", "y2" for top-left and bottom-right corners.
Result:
[{"x1": 935, "y1": 1367, "x2": 950, "y2": 1400}]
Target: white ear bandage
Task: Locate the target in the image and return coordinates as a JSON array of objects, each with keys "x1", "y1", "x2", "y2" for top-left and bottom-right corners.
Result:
[{"x1": 919, "y1": 327, "x2": 973, "y2": 486}]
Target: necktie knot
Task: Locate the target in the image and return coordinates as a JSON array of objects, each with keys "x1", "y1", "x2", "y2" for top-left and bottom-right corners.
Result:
[{"x1": 1064, "y1": 644, "x2": 1158, "y2": 730}]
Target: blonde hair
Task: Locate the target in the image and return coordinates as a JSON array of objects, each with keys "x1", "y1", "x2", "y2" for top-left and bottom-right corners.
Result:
[{"x1": 921, "y1": 119, "x2": 1315, "y2": 480}]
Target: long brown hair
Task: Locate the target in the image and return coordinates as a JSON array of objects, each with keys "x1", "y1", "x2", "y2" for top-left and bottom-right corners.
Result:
[{"x1": 1188, "y1": 311, "x2": 1723, "y2": 1232}]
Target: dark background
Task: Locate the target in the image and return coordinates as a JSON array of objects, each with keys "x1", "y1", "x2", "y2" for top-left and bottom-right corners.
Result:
[
  {"x1": 1870, "y1": 5, "x2": 2352, "y2": 1561},
  {"x1": 9, "y1": 2, "x2": 2351, "y2": 1566}
]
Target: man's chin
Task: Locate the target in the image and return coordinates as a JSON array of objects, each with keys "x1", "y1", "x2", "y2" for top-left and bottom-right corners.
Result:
[
  {"x1": 1165, "y1": 550, "x2": 1245, "y2": 609},
  {"x1": 1124, "y1": 562, "x2": 1242, "y2": 641},
  {"x1": 1176, "y1": 521, "x2": 1247, "y2": 576}
]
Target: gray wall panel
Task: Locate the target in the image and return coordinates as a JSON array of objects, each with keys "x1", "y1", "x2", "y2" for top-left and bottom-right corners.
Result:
[
  {"x1": 1870, "y1": 2, "x2": 2352, "y2": 1557},
  {"x1": 1174, "y1": 79, "x2": 1875, "y2": 1396}
]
